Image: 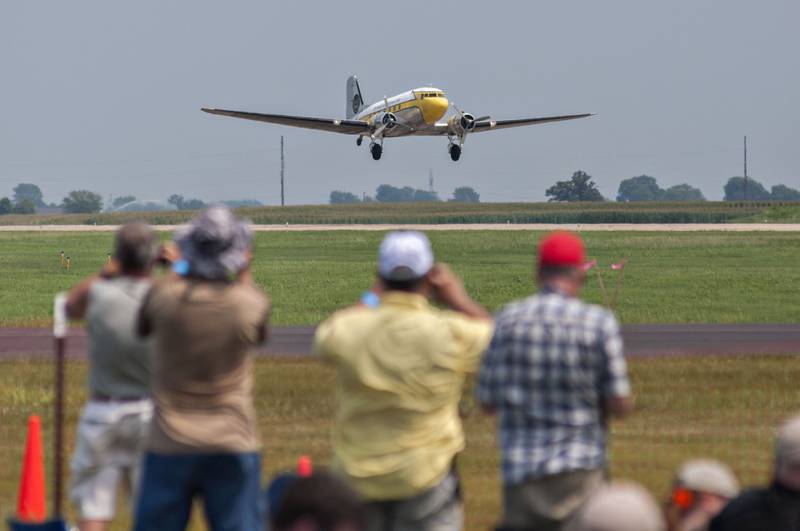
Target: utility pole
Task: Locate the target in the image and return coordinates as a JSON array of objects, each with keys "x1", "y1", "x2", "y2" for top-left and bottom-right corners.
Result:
[
  {"x1": 428, "y1": 168, "x2": 434, "y2": 193},
  {"x1": 280, "y1": 135, "x2": 285, "y2": 207},
  {"x1": 743, "y1": 135, "x2": 748, "y2": 201}
]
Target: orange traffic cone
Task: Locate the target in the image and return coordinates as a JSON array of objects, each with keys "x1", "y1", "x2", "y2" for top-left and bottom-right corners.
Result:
[{"x1": 17, "y1": 415, "x2": 47, "y2": 522}]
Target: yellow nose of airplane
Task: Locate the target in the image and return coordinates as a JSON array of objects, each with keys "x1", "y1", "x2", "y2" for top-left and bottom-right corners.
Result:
[{"x1": 421, "y1": 96, "x2": 449, "y2": 125}]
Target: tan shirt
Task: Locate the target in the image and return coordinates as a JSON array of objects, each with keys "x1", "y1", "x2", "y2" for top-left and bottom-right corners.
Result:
[
  {"x1": 140, "y1": 277, "x2": 269, "y2": 454},
  {"x1": 314, "y1": 291, "x2": 494, "y2": 500}
]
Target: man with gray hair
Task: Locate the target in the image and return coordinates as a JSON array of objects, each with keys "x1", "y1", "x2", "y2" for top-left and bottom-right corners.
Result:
[
  {"x1": 572, "y1": 482, "x2": 665, "y2": 531},
  {"x1": 66, "y1": 221, "x2": 158, "y2": 531},
  {"x1": 709, "y1": 413, "x2": 800, "y2": 531},
  {"x1": 133, "y1": 206, "x2": 270, "y2": 531}
]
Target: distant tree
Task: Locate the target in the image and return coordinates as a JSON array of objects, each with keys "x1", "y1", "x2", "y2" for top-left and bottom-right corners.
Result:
[
  {"x1": 770, "y1": 184, "x2": 800, "y2": 201},
  {"x1": 616, "y1": 175, "x2": 663, "y2": 202},
  {"x1": 546, "y1": 171, "x2": 605, "y2": 202},
  {"x1": 329, "y1": 191, "x2": 362, "y2": 204},
  {"x1": 662, "y1": 184, "x2": 706, "y2": 201},
  {"x1": 376, "y1": 184, "x2": 440, "y2": 202},
  {"x1": 62, "y1": 190, "x2": 103, "y2": 213},
  {"x1": 362, "y1": 195, "x2": 375, "y2": 203},
  {"x1": 412, "y1": 189, "x2": 440, "y2": 202},
  {"x1": 376, "y1": 185, "x2": 412, "y2": 202},
  {"x1": 112, "y1": 195, "x2": 137, "y2": 208},
  {"x1": 167, "y1": 194, "x2": 185, "y2": 210},
  {"x1": 12, "y1": 198, "x2": 36, "y2": 214},
  {"x1": 0, "y1": 197, "x2": 12, "y2": 215},
  {"x1": 723, "y1": 177, "x2": 770, "y2": 201},
  {"x1": 181, "y1": 198, "x2": 207, "y2": 210},
  {"x1": 451, "y1": 186, "x2": 480, "y2": 203},
  {"x1": 223, "y1": 199, "x2": 264, "y2": 208},
  {"x1": 13, "y1": 183, "x2": 46, "y2": 207}
]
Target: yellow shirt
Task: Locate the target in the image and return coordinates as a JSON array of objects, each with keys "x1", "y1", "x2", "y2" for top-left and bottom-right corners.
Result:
[{"x1": 314, "y1": 291, "x2": 494, "y2": 500}]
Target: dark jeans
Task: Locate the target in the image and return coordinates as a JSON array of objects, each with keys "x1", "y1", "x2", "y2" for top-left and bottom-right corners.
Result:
[{"x1": 133, "y1": 451, "x2": 263, "y2": 531}]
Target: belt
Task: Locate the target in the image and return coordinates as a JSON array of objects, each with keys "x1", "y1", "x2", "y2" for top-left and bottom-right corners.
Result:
[{"x1": 90, "y1": 394, "x2": 149, "y2": 403}]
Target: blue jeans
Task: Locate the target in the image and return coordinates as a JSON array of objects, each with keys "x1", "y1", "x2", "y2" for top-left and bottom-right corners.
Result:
[{"x1": 133, "y1": 452, "x2": 263, "y2": 531}]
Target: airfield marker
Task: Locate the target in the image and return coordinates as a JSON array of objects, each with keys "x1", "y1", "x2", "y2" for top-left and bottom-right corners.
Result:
[
  {"x1": 583, "y1": 259, "x2": 610, "y2": 307},
  {"x1": 610, "y1": 258, "x2": 628, "y2": 310}
]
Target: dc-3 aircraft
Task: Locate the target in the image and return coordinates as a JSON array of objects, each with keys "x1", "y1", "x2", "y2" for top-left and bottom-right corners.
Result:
[{"x1": 202, "y1": 76, "x2": 593, "y2": 162}]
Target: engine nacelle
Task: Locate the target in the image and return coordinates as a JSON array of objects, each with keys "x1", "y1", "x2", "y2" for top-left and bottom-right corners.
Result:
[
  {"x1": 373, "y1": 112, "x2": 397, "y2": 129},
  {"x1": 447, "y1": 112, "x2": 476, "y2": 136}
]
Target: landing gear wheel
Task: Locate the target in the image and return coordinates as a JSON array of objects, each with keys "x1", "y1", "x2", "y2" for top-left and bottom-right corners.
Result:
[
  {"x1": 370, "y1": 143, "x2": 383, "y2": 160},
  {"x1": 449, "y1": 144, "x2": 461, "y2": 162},
  {"x1": 356, "y1": 137, "x2": 363, "y2": 146}
]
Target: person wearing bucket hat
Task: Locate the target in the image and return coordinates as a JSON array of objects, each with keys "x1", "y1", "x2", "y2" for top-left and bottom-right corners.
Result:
[
  {"x1": 314, "y1": 231, "x2": 493, "y2": 531},
  {"x1": 477, "y1": 231, "x2": 633, "y2": 531},
  {"x1": 709, "y1": 413, "x2": 800, "y2": 531},
  {"x1": 665, "y1": 459, "x2": 740, "y2": 531},
  {"x1": 134, "y1": 206, "x2": 270, "y2": 531}
]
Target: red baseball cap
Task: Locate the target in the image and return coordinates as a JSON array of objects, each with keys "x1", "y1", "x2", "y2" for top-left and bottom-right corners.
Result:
[{"x1": 538, "y1": 231, "x2": 586, "y2": 267}]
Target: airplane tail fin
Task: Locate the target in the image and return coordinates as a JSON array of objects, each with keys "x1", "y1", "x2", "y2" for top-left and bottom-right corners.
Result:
[{"x1": 346, "y1": 75, "x2": 365, "y2": 119}]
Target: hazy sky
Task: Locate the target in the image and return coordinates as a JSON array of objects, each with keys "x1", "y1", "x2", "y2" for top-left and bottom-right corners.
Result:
[{"x1": 2, "y1": 1, "x2": 798, "y2": 205}]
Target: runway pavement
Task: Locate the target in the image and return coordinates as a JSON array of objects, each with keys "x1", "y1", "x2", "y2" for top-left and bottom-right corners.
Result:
[
  {"x1": 2, "y1": 324, "x2": 799, "y2": 360},
  {"x1": 1, "y1": 223, "x2": 800, "y2": 232}
]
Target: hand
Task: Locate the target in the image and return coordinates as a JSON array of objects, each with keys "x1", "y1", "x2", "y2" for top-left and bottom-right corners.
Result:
[
  {"x1": 99, "y1": 260, "x2": 121, "y2": 279},
  {"x1": 427, "y1": 263, "x2": 467, "y2": 308},
  {"x1": 156, "y1": 242, "x2": 181, "y2": 266}
]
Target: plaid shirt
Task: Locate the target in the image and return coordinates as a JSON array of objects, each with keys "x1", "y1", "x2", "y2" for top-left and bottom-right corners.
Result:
[{"x1": 477, "y1": 288, "x2": 630, "y2": 485}]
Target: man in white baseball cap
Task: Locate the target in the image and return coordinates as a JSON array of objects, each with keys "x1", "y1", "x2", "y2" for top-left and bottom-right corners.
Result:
[
  {"x1": 666, "y1": 459, "x2": 740, "y2": 531},
  {"x1": 710, "y1": 413, "x2": 800, "y2": 530},
  {"x1": 315, "y1": 231, "x2": 493, "y2": 531}
]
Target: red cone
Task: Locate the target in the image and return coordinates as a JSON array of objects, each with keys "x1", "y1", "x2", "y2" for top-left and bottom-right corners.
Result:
[{"x1": 17, "y1": 415, "x2": 47, "y2": 522}]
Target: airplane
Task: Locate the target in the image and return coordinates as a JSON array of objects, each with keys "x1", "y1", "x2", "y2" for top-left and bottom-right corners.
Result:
[{"x1": 202, "y1": 76, "x2": 593, "y2": 162}]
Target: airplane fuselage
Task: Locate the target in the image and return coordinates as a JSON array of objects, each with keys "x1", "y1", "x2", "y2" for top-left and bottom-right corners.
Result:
[{"x1": 353, "y1": 87, "x2": 449, "y2": 137}]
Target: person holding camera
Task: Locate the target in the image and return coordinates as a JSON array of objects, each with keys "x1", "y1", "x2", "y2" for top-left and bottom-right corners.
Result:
[
  {"x1": 65, "y1": 221, "x2": 159, "y2": 531},
  {"x1": 133, "y1": 206, "x2": 270, "y2": 531},
  {"x1": 314, "y1": 231, "x2": 493, "y2": 531}
]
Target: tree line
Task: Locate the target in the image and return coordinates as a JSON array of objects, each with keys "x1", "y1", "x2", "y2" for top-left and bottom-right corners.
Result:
[
  {"x1": 2, "y1": 174, "x2": 798, "y2": 216},
  {"x1": 0, "y1": 183, "x2": 265, "y2": 215},
  {"x1": 544, "y1": 172, "x2": 799, "y2": 202},
  {"x1": 331, "y1": 186, "x2": 480, "y2": 204}
]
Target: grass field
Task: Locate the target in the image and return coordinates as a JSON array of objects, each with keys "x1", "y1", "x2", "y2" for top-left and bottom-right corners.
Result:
[
  {"x1": 1, "y1": 356, "x2": 798, "y2": 530},
  {"x1": 2, "y1": 230, "x2": 800, "y2": 326},
  {"x1": 2, "y1": 201, "x2": 800, "y2": 226}
]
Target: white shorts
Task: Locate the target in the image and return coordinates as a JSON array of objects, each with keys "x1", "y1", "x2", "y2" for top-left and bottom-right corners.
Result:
[{"x1": 69, "y1": 399, "x2": 152, "y2": 521}]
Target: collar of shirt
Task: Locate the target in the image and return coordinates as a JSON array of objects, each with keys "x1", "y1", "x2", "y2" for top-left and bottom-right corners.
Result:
[
  {"x1": 538, "y1": 285, "x2": 572, "y2": 298},
  {"x1": 380, "y1": 291, "x2": 430, "y2": 310}
]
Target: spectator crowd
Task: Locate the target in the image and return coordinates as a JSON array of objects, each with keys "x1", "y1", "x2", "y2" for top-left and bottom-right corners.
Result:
[{"x1": 63, "y1": 205, "x2": 800, "y2": 531}]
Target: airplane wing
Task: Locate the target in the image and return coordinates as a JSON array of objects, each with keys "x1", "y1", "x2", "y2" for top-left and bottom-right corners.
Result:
[
  {"x1": 471, "y1": 113, "x2": 594, "y2": 132},
  {"x1": 201, "y1": 108, "x2": 370, "y2": 135},
  {"x1": 429, "y1": 113, "x2": 594, "y2": 135}
]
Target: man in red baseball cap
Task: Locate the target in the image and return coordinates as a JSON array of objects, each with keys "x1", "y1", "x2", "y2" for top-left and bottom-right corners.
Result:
[{"x1": 478, "y1": 231, "x2": 634, "y2": 531}]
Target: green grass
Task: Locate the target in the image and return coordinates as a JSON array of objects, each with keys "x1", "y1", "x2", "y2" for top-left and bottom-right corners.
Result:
[
  {"x1": 1, "y1": 356, "x2": 798, "y2": 530},
  {"x1": 2, "y1": 201, "x2": 799, "y2": 226},
  {"x1": 2, "y1": 231, "x2": 800, "y2": 326}
]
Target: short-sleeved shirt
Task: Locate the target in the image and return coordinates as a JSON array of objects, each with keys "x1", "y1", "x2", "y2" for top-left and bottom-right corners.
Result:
[
  {"x1": 476, "y1": 288, "x2": 630, "y2": 485},
  {"x1": 314, "y1": 291, "x2": 494, "y2": 501},
  {"x1": 87, "y1": 277, "x2": 154, "y2": 398},
  {"x1": 139, "y1": 277, "x2": 270, "y2": 454}
]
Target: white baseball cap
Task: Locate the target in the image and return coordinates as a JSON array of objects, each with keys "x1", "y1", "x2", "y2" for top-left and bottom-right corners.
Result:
[
  {"x1": 676, "y1": 459, "x2": 740, "y2": 499},
  {"x1": 378, "y1": 231, "x2": 434, "y2": 281}
]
